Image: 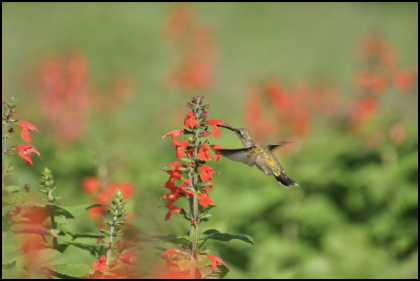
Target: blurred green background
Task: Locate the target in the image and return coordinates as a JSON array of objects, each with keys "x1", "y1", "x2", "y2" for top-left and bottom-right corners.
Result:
[{"x1": 2, "y1": 2, "x2": 418, "y2": 279}]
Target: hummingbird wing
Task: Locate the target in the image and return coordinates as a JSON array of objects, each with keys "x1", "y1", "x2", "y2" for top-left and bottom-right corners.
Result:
[
  {"x1": 215, "y1": 147, "x2": 257, "y2": 166},
  {"x1": 267, "y1": 141, "x2": 291, "y2": 151}
]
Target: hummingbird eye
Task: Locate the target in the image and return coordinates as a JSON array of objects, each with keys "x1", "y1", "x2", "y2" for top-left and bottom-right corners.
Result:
[{"x1": 238, "y1": 130, "x2": 243, "y2": 135}]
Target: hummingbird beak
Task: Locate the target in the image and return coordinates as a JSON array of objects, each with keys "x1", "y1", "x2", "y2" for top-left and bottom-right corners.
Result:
[{"x1": 218, "y1": 124, "x2": 235, "y2": 131}]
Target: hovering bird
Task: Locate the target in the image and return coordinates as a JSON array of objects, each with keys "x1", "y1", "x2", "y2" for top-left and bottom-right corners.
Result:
[{"x1": 212, "y1": 125, "x2": 299, "y2": 187}]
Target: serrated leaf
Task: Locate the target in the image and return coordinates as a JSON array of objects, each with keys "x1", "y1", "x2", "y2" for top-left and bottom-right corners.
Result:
[
  {"x1": 18, "y1": 204, "x2": 75, "y2": 223},
  {"x1": 150, "y1": 235, "x2": 192, "y2": 247},
  {"x1": 56, "y1": 224, "x2": 106, "y2": 239},
  {"x1": 198, "y1": 232, "x2": 254, "y2": 245},
  {"x1": 53, "y1": 263, "x2": 91, "y2": 278},
  {"x1": 63, "y1": 242, "x2": 105, "y2": 258},
  {"x1": 63, "y1": 204, "x2": 105, "y2": 217}
]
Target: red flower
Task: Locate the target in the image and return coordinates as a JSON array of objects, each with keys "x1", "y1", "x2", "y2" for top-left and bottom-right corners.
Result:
[
  {"x1": 14, "y1": 144, "x2": 42, "y2": 165},
  {"x1": 81, "y1": 177, "x2": 100, "y2": 195},
  {"x1": 392, "y1": 69, "x2": 418, "y2": 93},
  {"x1": 165, "y1": 205, "x2": 182, "y2": 221},
  {"x1": 206, "y1": 255, "x2": 229, "y2": 273},
  {"x1": 92, "y1": 255, "x2": 107, "y2": 273},
  {"x1": 198, "y1": 192, "x2": 214, "y2": 207},
  {"x1": 160, "y1": 249, "x2": 182, "y2": 265},
  {"x1": 184, "y1": 111, "x2": 197, "y2": 128},
  {"x1": 119, "y1": 253, "x2": 136, "y2": 265},
  {"x1": 206, "y1": 119, "x2": 226, "y2": 138},
  {"x1": 198, "y1": 165, "x2": 215, "y2": 186},
  {"x1": 209, "y1": 145, "x2": 224, "y2": 162},
  {"x1": 160, "y1": 130, "x2": 185, "y2": 145},
  {"x1": 17, "y1": 121, "x2": 41, "y2": 142},
  {"x1": 197, "y1": 143, "x2": 211, "y2": 161},
  {"x1": 174, "y1": 141, "x2": 190, "y2": 160}
]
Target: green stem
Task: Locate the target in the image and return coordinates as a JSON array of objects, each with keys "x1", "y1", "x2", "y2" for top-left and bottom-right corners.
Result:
[
  {"x1": 189, "y1": 99, "x2": 203, "y2": 279},
  {"x1": 2, "y1": 106, "x2": 9, "y2": 263},
  {"x1": 50, "y1": 215, "x2": 58, "y2": 250},
  {"x1": 106, "y1": 210, "x2": 117, "y2": 265}
]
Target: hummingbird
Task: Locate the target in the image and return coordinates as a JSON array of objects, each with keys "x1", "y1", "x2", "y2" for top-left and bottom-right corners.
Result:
[{"x1": 213, "y1": 125, "x2": 299, "y2": 187}]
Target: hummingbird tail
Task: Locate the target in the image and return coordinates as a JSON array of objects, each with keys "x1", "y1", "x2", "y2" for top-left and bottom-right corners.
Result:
[{"x1": 275, "y1": 175, "x2": 299, "y2": 188}]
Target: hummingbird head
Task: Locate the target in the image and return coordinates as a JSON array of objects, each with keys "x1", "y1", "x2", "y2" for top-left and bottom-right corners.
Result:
[{"x1": 218, "y1": 125, "x2": 255, "y2": 147}]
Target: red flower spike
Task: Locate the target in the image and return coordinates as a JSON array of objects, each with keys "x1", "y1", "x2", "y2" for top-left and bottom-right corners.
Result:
[
  {"x1": 119, "y1": 253, "x2": 136, "y2": 265},
  {"x1": 14, "y1": 144, "x2": 42, "y2": 165},
  {"x1": 197, "y1": 143, "x2": 211, "y2": 161},
  {"x1": 18, "y1": 121, "x2": 41, "y2": 142},
  {"x1": 175, "y1": 141, "x2": 190, "y2": 160},
  {"x1": 209, "y1": 145, "x2": 225, "y2": 162},
  {"x1": 206, "y1": 255, "x2": 229, "y2": 273},
  {"x1": 161, "y1": 249, "x2": 182, "y2": 264},
  {"x1": 92, "y1": 255, "x2": 108, "y2": 273},
  {"x1": 206, "y1": 120, "x2": 226, "y2": 138},
  {"x1": 184, "y1": 111, "x2": 198, "y2": 128},
  {"x1": 160, "y1": 130, "x2": 185, "y2": 145}
]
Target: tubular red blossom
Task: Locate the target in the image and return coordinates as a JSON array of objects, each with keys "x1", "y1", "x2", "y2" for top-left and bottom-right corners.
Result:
[
  {"x1": 184, "y1": 111, "x2": 197, "y2": 128},
  {"x1": 197, "y1": 192, "x2": 214, "y2": 207},
  {"x1": 161, "y1": 249, "x2": 182, "y2": 264},
  {"x1": 160, "y1": 130, "x2": 185, "y2": 145},
  {"x1": 165, "y1": 205, "x2": 182, "y2": 221},
  {"x1": 209, "y1": 145, "x2": 225, "y2": 162},
  {"x1": 17, "y1": 121, "x2": 40, "y2": 142},
  {"x1": 175, "y1": 141, "x2": 190, "y2": 160},
  {"x1": 197, "y1": 143, "x2": 211, "y2": 161},
  {"x1": 14, "y1": 144, "x2": 42, "y2": 165},
  {"x1": 81, "y1": 177, "x2": 100, "y2": 195},
  {"x1": 198, "y1": 165, "x2": 215, "y2": 186},
  {"x1": 119, "y1": 253, "x2": 136, "y2": 265},
  {"x1": 206, "y1": 119, "x2": 227, "y2": 138},
  {"x1": 92, "y1": 255, "x2": 107, "y2": 272},
  {"x1": 206, "y1": 255, "x2": 229, "y2": 273}
]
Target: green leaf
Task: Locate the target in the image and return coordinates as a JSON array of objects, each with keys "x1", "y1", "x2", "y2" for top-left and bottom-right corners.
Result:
[
  {"x1": 2, "y1": 205, "x2": 15, "y2": 217},
  {"x1": 2, "y1": 192, "x2": 26, "y2": 205},
  {"x1": 53, "y1": 263, "x2": 91, "y2": 278},
  {"x1": 26, "y1": 248, "x2": 71, "y2": 269},
  {"x1": 2, "y1": 244, "x2": 21, "y2": 255},
  {"x1": 63, "y1": 242, "x2": 106, "y2": 258},
  {"x1": 3, "y1": 185, "x2": 23, "y2": 193},
  {"x1": 2, "y1": 267, "x2": 28, "y2": 279},
  {"x1": 151, "y1": 235, "x2": 192, "y2": 247},
  {"x1": 198, "y1": 231, "x2": 254, "y2": 245},
  {"x1": 63, "y1": 204, "x2": 106, "y2": 217},
  {"x1": 56, "y1": 224, "x2": 106, "y2": 239}
]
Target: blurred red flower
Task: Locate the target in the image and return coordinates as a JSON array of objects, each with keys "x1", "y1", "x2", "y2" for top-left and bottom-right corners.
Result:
[
  {"x1": 119, "y1": 253, "x2": 136, "y2": 265},
  {"x1": 15, "y1": 144, "x2": 42, "y2": 165},
  {"x1": 17, "y1": 121, "x2": 41, "y2": 142},
  {"x1": 92, "y1": 255, "x2": 107, "y2": 273},
  {"x1": 206, "y1": 255, "x2": 229, "y2": 273},
  {"x1": 175, "y1": 141, "x2": 190, "y2": 160}
]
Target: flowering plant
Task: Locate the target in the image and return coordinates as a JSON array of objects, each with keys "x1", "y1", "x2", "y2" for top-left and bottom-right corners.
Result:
[{"x1": 158, "y1": 96, "x2": 253, "y2": 279}]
